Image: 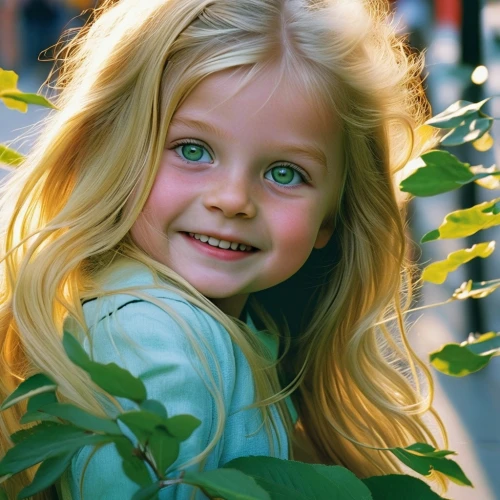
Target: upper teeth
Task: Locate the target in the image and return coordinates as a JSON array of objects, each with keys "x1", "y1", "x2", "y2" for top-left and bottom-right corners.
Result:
[{"x1": 189, "y1": 233, "x2": 253, "y2": 251}]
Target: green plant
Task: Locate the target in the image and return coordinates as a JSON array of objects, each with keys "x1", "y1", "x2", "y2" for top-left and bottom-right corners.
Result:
[
  {"x1": 0, "y1": 68, "x2": 56, "y2": 166},
  {"x1": 0, "y1": 331, "x2": 469, "y2": 499},
  {"x1": 400, "y1": 98, "x2": 500, "y2": 377}
]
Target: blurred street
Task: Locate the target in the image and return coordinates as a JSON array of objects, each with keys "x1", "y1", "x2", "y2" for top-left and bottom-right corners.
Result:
[{"x1": 1, "y1": 1, "x2": 500, "y2": 499}]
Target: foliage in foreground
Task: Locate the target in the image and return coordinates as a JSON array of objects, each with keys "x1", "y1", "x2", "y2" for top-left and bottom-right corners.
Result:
[
  {"x1": 0, "y1": 331, "x2": 470, "y2": 499},
  {"x1": 400, "y1": 97, "x2": 500, "y2": 376}
]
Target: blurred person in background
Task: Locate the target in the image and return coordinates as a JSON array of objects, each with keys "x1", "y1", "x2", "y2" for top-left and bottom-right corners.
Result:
[
  {"x1": 0, "y1": 0, "x2": 20, "y2": 71},
  {"x1": 392, "y1": 0, "x2": 433, "y2": 51},
  {"x1": 20, "y1": 0, "x2": 62, "y2": 75},
  {"x1": 0, "y1": 0, "x2": 95, "y2": 78}
]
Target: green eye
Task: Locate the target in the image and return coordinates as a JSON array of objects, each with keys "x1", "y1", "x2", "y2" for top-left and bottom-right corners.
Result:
[
  {"x1": 174, "y1": 142, "x2": 212, "y2": 163},
  {"x1": 266, "y1": 165, "x2": 304, "y2": 186},
  {"x1": 182, "y1": 144, "x2": 204, "y2": 161}
]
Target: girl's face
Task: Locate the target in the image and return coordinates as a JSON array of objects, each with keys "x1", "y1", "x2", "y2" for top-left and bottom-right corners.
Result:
[{"x1": 130, "y1": 66, "x2": 342, "y2": 316}]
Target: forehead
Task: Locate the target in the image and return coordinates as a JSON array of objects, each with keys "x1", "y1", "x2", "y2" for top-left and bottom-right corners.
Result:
[{"x1": 171, "y1": 66, "x2": 338, "y2": 147}]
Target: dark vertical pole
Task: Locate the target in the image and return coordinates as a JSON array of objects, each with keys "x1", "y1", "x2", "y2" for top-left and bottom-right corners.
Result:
[{"x1": 459, "y1": 0, "x2": 485, "y2": 335}]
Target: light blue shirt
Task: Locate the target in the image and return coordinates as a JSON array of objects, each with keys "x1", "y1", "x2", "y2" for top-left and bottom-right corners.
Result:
[{"x1": 59, "y1": 259, "x2": 293, "y2": 499}]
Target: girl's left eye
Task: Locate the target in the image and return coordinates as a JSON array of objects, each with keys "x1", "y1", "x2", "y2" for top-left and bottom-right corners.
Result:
[
  {"x1": 264, "y1": 164, "x2": 306, "y2": 187},
  {"x1": 173, "y1": 141, "x2": 213, "y2": 163}
]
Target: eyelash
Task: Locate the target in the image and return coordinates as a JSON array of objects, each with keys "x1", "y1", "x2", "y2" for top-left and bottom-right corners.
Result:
[{"x1": 170, "y1": 139, "x2": 311, "y2": 187}]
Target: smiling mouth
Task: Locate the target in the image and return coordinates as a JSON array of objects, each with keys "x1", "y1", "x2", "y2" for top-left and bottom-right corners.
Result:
[{"x1": 183, "y1": 232, "x2": 259, "y2": 252}]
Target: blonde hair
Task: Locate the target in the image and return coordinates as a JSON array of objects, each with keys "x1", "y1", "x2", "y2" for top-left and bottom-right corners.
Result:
[{"x1": 0, "y1": 0, "x2": 447, "y2": 497}]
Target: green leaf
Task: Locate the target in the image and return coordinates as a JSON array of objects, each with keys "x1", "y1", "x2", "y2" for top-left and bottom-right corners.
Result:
[
  {"x1": 0, "y1": 91, "x2": 56, "y2": 109},
  {"x1": 452, "y1": 278, "x2": 500, "y2": 300},
  {"x1": 421, "y1": 198, "x2": 500, "y2": 242},
  {"x1": 27, "y1": 391, "x2": 58, "y2": 412},
  {"x1": 118, "y1": 411, "x2": 167, "y2": 445},
  {"x1": 40, "y1": 403, "x2": 122, "y2": 435},
  {"x1": 140, "y1": 400, "x2": 168, "y2": 419},
  {"x1": 0, "y1": 488, "x2": 6, "y2": 500},
  {"x1": 426, "y1": 99, "x2": 490, "y2": 129},
  {"x1": 89, "y1": 362, "x2": 147, "y2": 403},
  {"x1": 0, "y1": 144, "x2": 23, "y2": 166},
  {"x1": 131, "y1": 482, "x2": 161, "y2": 500},
  {"x1": 149, "y1": 427, "x2": 179, "y2": 477},
  {"x1": 165, "y1": 415, "x2": 201, "y2": 441},
  {"x1": 224, "y1": 456, "x2": 371, "y2": 500},
  {"x1": 0, "y1": 423, "x2": 115, "y2": 476},
  {"x1": 390, "y1": 444, "x2": 472, "y2": 487},
  {"x1": 362, "y1": 474, "x2": 443, "y2": 500},
  {"x1": 421, "y1": 229, "x2": 440, "y2": 243},
  {"x1": 20, "y1": 391, "x2": 59, "y2": 424},
  {"x1": 482, "y1": 201, "x2": 500, "y2": 215},
  {"x1": 430, "y1": 344, "x2": 492, "y2": 376},
  {"x1": 63, "y1": 331, "x2": 147, "y2": 403},
  {"x1": 422, "y1": 242, "x2": 495, "y2": 284},
  {"x1": 0, "y1": 374, "x2": 57, "y2": 411},
  {"x1": 183, "y1": 468, "x2": 271, "y2": 500},
  {"x1": 10, "y1": 421, "x2": 59, "y2": 445},
  {"x1": 62, "y1": 331, "x2": 92, "y2": 369},
  {"x1": 430, "y1": 332, "x2": 500, "y2": 377},
  {"x1": 114, "y1": 439, "x2": 153, "y2": 488},
  {"x1": 18, "y1": 450, "x2": 75, "y2": 499},
  {"x1": 441, "y1": 116, "x2": 493, "y2": 146},
  {"x1": 400, "y1": 150, "x2": 475, "y2": 197},
  {"x1": 309, "y1": 464, "x2": 372, "y2": 499}
]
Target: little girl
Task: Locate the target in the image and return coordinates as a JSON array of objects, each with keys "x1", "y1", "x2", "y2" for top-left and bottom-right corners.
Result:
[{"x1": 0, "y1": 0, "x2": 447, "y2": 498}]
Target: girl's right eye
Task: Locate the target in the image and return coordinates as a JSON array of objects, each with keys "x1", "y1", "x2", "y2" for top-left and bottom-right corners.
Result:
[{"x1": 172, "y1": 141, "x2": 213, "y2": 163}]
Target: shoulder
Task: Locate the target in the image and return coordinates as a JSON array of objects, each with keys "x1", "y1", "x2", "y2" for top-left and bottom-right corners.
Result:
[{"x1": 75, "y1": 258, "x2": 236, "y2": 385}]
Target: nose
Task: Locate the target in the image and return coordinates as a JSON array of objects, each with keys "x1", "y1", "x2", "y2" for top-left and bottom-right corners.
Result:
[{"x1": 203, "y1": 170, "x2": 257, "y2": 218}]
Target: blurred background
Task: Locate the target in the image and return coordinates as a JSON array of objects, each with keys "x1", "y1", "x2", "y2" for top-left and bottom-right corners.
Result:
[{"x1": 0, "y1": 0, "x2": 499, "y2": 498}]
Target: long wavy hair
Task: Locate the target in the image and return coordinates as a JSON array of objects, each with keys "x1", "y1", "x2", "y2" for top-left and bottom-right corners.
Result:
[{"x1": 0, "y1": 0, "x2": 447, "y2": 498}]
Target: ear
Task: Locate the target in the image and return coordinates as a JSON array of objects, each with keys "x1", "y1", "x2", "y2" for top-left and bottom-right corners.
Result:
[{"x1": 314, "y1": 223, "x2": 334, "y2": 249}]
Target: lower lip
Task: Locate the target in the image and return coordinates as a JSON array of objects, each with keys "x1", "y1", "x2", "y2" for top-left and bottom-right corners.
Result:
[{"x1": 182, "y1": 233, "x2": 258, "y2": 261}]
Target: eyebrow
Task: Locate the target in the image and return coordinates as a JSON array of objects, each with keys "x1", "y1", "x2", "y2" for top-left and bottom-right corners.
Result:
[{"x1": 169, "y1": 116, "x2": 328, "y2": 170}]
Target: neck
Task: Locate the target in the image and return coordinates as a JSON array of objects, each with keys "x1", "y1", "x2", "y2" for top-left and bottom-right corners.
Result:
[{"x1": 210, "y1": 294, "x2": 249, "y2": 319}]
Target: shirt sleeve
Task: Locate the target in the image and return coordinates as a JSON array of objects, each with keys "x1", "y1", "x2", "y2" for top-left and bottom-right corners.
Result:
[{"x1": 65, "y1": 295, "x2": 236, "y2": 500}]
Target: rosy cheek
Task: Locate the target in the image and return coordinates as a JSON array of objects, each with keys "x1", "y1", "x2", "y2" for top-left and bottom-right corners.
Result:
[
  {"x1": 145, "y1": 168, "x2": 192, "y2": 214},
  {"x1": 269, "y1": 207, "x2": 318, "y2": 251}
]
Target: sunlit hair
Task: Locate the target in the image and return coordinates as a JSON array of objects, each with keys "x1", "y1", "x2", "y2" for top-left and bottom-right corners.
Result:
[{"x1": 0, "y1": 0, "x2": 447, "y2": 498}]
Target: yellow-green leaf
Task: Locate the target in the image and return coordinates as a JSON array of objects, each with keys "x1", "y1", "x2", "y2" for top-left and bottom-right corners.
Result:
[
  {"x1": 470, "y1": 164, "x2": 500, "y2": 189},
  {"x1": 0, "y1": 68, "x2": 18, "y2": 92},
  {"x1": 0, "y1": 69, "x2": 27, "y2": 112},
  {"x1": 422, "y1": 242, "x2": 495, "y2": 284},
  {"x1": 421, "y1": 198, "x2": 500, "y2": 241},
  {"x1": 430, "y1": 344, "x2": 493, "y2": 376},
  {"x1": 473, "y1": 132, "x2": 494, "y2": 152},
  {"x1": 452, "y1": 278, "x2": 500, "y2": 300},
  {"x1": 0, "y1": 92, "x2": 56, "y2": 109},
  {"x1": 0, "y1": 144, "x2": 24, "y2": 166},
  {"x1": 430, "y1": 332, "x2": 499, "y2": 377}
]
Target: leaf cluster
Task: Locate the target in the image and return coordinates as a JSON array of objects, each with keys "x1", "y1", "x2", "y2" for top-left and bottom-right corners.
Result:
[
  {"x1": 0, "y1": 332, "x2": 471, "y2": 499},
  {"x1": 400, "y1": 99, "x2": 500, "y2": 376},
  {"x1": 0, "y1": 68, "x2": 56, "y2": 166}
]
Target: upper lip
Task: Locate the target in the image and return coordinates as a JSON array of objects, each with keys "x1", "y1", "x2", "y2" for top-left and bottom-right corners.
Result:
[{"x1": 184, "y1": 231, "x2": 259, "y2": 250}]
